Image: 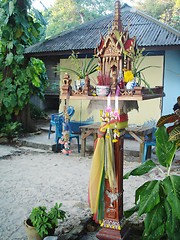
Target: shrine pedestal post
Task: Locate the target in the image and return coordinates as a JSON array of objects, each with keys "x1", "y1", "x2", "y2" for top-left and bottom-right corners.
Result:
[{"x1": 96, "y1": 131, "x2": 130, "y2": 240}]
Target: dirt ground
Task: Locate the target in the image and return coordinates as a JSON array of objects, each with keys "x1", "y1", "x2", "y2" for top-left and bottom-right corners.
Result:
[{"x1": 0, "y1": 141, "x2": 179, "y2": 240}]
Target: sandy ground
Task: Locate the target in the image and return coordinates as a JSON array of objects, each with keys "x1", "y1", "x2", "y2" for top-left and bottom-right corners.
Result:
[{"x1": 0, "y1": 144, "x2": 179, "y2": 240}]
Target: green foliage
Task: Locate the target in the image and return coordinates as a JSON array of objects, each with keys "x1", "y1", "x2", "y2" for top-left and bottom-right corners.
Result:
[
  {"x1": 115, "y1": 31, "x2": 159, "y2": 94},
  {"x1": 30, "y1": 203, "x2": 66, "y2": 238},
  {"x1": 30, "y1": 103, "x2": 48, "y2": 119},
  {"x1": 45, "y1": 0, "x2": 114, "y2": 38},
  {"x1": 123, "y1": 110, "x2": 180, "y2": 239},
  {"x1": 56, "y1": 51, "x2": 98, "y2": 79},
  {"x1": 0, "y1": 121, "x2": 22, "y2": 140},
  {"x1": 0, "y1": 0, "x2": 48, "y2": 124},
  {"x1": 29, "y1": 8, "x2": 47, "y2": 41},
  {"x1": 134, "y1": 0, "x2": 180, "y2": 30}
]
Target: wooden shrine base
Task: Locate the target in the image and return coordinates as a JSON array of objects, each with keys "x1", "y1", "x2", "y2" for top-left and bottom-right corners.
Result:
[{"x1": 96, "y1": 225, "x2": 130, "y2": 240}]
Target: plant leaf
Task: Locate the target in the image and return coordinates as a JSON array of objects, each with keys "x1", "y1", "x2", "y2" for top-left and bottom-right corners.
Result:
[
  {"x1": 157, "y1": 113, "x2": 180, "y2": 127},
  {"x1": 5, "y1": 52, "x2": 13, "y2": 66},
  {"x1": 143, "y1": 223, "x2": 165, "y2": 240},
  {"x1": 124, "y1": 204, "x2": 139, "y2": 218},
  {"x1": 56, "y1": 67, "x2": 81, "y2": 78},
  {"x1": 123, "y1": 160, "x2": 156, "y2": 179},
  {"x1": 135, "y1": 181, "x2": 151, "y2": 204},
  {"x1": 9, "y1": 1, "x2": 14, "y2": 16},
  {"x1": 164, "y1": 198, "x2": 180, "y2": 240},
  {"x1": 169, "y1": 125, "x2": 180, "y2": 142},
  {"x1": 155, "y1": 126, "x2": 177, "y2": 167},
  {"x1": 175, "y1": 139, "x2": 180, "y2": 147},
  {"x1": 143, "y1": 201, "x2": 165, "y2": 240},
  {"x1": 163, "y1": 175, "x2": 180, "y2": 219},
  {"x1": 138, "y1": 180, "x2": 161, "y2": 217}
]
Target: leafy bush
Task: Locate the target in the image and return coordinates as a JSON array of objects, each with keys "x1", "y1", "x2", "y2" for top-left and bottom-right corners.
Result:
[
  {"x1": 30, "y1": 103, "x2": 48, "y2": 119},
  {"x1": 0, "y1": 0, "x2": 49, "y2": 124},
  {"x1": 0, "y1": 122, "x2": 22, "y2": 140},
  {"x1": 29, "y1": 203, "x2": 66, "y2": 238},
  {"x1": 124, "y1": 108, "x2": 180, "y2": 240}
]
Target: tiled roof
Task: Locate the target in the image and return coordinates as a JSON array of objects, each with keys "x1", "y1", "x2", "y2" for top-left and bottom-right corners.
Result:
[{"x1": 24, "y1": 4, "x2": 180, "y2": 55}]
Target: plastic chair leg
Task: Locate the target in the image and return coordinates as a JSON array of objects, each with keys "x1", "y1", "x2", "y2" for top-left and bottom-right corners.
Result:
[
  {"x1": 48, "y1": 123, "x2": 52, "y2": 139},
  {"x1": 77, "y1": 136, "x2": 80, "y2": 153},
  {"x1": 143, "y1": 144, "x2": 148, "y2": 163},
  {"x1": 55, "y1": 140, "x2": 58, "y2": 152}
]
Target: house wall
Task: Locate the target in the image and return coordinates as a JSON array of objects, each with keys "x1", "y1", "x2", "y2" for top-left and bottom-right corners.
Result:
[
  {"x1": 162, "y1": 50, "x2": 180, "y2": 116},
  {"x1": 42, "y1": 56, "x2": 60, "y2": 96},
  {"x1": 59, "y1": 55, "x2": 164, "y2": 126},
  {"x1": 39, "y1": 56, "x2": 60, "y2": 110}
]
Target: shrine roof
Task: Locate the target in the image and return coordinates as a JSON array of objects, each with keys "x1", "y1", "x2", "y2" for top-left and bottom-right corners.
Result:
[{"x1": 25, "y1": 4, "x2": 180, "y2": 55}]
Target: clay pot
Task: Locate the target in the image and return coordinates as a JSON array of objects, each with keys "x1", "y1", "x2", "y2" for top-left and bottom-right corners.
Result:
[
  {"x1": 24, "y1": 219, "x2": 42, "y2": 240},
  {"x1": 24, "y1": 219, "x2": 55, "y2": 240}
]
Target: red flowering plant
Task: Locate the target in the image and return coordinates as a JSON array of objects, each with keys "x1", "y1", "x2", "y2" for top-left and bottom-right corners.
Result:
[{"x1": 96, "y1": 72, "x2": 111, "y2": 86}]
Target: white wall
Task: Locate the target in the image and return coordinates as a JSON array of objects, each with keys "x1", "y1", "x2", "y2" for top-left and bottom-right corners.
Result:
[{"x1": 162, "y1": 50, "x2": 180, "y2": 116}]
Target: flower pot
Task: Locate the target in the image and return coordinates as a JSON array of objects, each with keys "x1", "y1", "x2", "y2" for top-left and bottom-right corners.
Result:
[
  {"x1": 126, "y1": 78, "x2": 137, "y2": 90},
  {"x1": 24, "y1": 219, "x2": 56, "y2": 240},
  {"x1": 24, "y1": 219, "x2": 42, "y2": 240},
  {"x1": 96, "y1": 85, "x2": 110, "y2": 96},
  {"x1": 75, "y1": 79, "x2": 81, "y2": 90}
]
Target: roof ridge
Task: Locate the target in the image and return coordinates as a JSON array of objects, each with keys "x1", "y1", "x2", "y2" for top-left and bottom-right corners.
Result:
[{"x1": 133, "y1": 8, "x2": 180, "y2": 37}]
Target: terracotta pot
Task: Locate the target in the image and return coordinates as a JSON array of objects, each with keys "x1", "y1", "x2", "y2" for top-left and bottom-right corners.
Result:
[{"x1": 96, "y1": 85, "x2": 110, "y2": 96}]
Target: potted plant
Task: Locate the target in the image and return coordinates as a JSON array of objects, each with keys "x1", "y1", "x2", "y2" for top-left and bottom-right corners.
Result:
[
  {"x1": 56, "y1": 51, "x2": 98, "y2": 90},
  {"x1": 24, "y1": 203, "x2": 66, "y2": 240},
  {"x1": 123, "y1": 97, "x2": 180, "y2": 240},
  {"x1": 95, "y1": 72, "x2": 111, "y2": 96},
  {"x1": 115, "y1": 31, "x2": 159, "y2": 94}
]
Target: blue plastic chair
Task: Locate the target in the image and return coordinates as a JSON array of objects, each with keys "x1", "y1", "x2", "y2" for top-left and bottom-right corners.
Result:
[
  {"x1": 143, "y1": 128, "x2": 157, "y2": 163},
  {"x1": 55, "y1": 117, "x2": 80, "y2": 153},
  {"x1": 143, "y1": 140, "x2": 156, "y2": 163},
  {"x1": 48, "y1": 106, "x2": 75, "y2": 141}
]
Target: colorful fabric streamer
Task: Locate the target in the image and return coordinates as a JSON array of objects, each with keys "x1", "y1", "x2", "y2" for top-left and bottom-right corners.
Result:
[{"x1": 88, "y1": 115, "x2": 128, "y2": 223}]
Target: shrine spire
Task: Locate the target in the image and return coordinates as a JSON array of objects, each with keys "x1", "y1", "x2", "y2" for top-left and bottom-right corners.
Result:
[{"x1": 114, "y1": 0, "x2": 123, "y2": 32}]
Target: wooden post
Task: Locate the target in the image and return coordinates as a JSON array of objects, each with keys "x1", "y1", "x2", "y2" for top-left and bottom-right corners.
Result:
[{"x1": 96, "y1": 131, "x2": 130, "y2": 240}]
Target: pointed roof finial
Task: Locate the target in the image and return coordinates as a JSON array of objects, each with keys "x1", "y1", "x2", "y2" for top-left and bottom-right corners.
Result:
[{"x1": 114, "y1": 0, "x2": 123, "y2": 32}]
